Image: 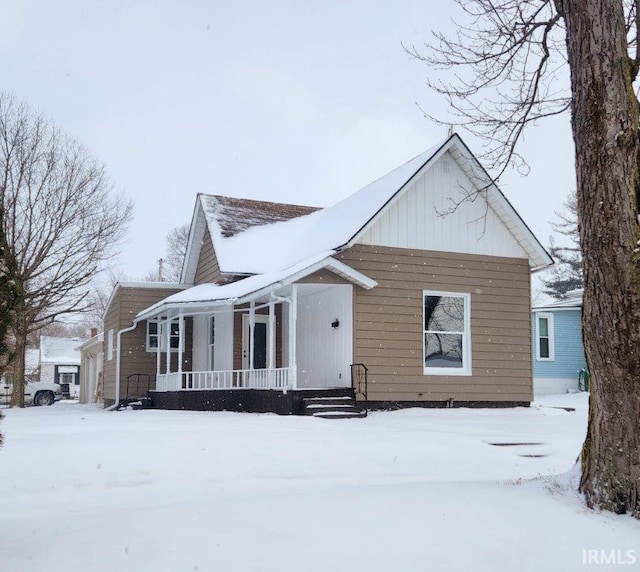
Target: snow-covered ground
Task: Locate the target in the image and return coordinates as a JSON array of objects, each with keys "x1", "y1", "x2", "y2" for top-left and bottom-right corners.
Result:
[{"x1": 1, "y1": 394, "x2": 638, "y2": 571}]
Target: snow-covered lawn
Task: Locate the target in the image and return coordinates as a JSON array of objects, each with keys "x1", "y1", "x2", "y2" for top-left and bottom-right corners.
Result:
[{"x1": 1, "y1": 394, "x2": 638, "y2": 571}]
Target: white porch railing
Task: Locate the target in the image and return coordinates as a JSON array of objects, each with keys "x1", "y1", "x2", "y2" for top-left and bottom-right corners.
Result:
[
  {"x1": 155, "y1": 372, "x2": 182, "y2": 392},
  {"x1": 155, "y1": 368, "x2": 290, "y2": 392}
]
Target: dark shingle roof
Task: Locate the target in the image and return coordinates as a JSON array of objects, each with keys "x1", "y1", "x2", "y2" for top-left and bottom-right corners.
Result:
[{"x1": 207, "y1": 195, "x2": 319, "y2": 238}]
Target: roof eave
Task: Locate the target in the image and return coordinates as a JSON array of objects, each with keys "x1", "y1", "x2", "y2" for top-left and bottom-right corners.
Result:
[
  {"x1": 448, "y1": 135, "x2": 554, "y2": 269},
  {"x1": 136, "y1": 256, "x2": 377, "y2": 321}
]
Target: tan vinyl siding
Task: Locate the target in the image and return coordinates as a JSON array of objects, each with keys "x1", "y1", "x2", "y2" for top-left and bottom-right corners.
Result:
[
  {"x1": 336, "y1": 244, "x2": 532, "y2": 403},
  {"x1": 102, "y1": 286, "x2": 190, "y2": 403},
  {"x1": 194, "y1": 231, "x2": 222, "y2": 285},
  {"x1": 102, "y1": 290, "x2": 120, "y2": 401}
]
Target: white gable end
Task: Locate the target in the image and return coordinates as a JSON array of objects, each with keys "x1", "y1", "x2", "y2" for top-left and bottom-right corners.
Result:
[{"x1": 357, "y1": 151, "x2": 528, "y2": 259}]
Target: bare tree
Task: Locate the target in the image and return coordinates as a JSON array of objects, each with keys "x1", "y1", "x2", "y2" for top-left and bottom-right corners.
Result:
[
  {"x1": 414, "y1": 0, "x2": 640, "y2": 517},
  {"x1": 164, "y1": 224, "x2": 189, "y2": 282},
  {"x1": 84, "y1": 270, "x2": 130, "y2": 331},
  {"x1": 0, "y1": 93, "x2": 133, "y2": 407},
  {"x1": 542, "y1": 190, "x2": 583, "y2": 298},
  {"x1": 0, "y1": 208, "x2": 16, "y2": 445},
  {"x1": 27, "y1": 321, "x2": 91, "y2": 348},
  {"x1": 142, "y1": 224, "x2": 189, "y2": 282},
  {"x1": 0, "y1": 209, "x2": 17, "y2": 377}
]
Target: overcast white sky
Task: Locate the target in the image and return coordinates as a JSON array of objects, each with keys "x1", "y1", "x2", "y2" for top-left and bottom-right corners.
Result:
[{"x1": 3, "y1": 1, "x2": 575, "y2": 282}]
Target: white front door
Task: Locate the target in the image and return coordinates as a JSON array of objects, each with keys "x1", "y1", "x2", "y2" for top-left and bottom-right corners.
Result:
[{"x1": 242, "y1": 315, "x2": 270, "y2": 369}]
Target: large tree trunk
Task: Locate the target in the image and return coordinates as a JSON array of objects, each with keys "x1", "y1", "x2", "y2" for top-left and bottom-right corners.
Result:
[
  {"x1": 558, "y1": 0, "x2": 640, "y2": 516},
  {"x1": 10, "y1": 303, "x2": 26, "y2": 408}
]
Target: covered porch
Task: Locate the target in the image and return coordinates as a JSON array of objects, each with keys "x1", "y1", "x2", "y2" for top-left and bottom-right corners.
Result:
[{"x1": 134, "y1": 256, "x2": 376, "y2": 411}]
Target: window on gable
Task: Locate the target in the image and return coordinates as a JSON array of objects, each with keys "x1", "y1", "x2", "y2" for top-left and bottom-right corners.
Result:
[
  {"x1": 147, "y1": 319, "x2": 181, "y2": 352},
  {"x1": 536, "y1": 313, "x2": 554, "y2": 361},
  {"x1": 423, "y1": 291, "x2": 471, "y2": 376}
]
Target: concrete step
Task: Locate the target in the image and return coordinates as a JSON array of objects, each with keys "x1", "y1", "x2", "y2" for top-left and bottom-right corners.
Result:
[
  {"x1": 301, "y1": 394, "x2": 361, "y2": 417},
  {"x1": 313, "y1": 410, "x2": 367, "y2": 419},
  {"x1": 304, "y1": 403, "x2": 362, "y2": 416},
  {"x1": 302, "y1": 396, "x2": 355, "y2": 407},
  {"x1": 302, "y1": 396, "x2": 357, "y2": 416}
]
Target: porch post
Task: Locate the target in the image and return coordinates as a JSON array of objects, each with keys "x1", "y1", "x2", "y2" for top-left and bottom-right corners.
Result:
[
  {"x1": 249, "y1": 301, "x2": 255, "y2": 370},
  {"x1": 178, "y1": 311, "x2": 184, "y2": 375},
  {"x1": 268, "y1": 298, "x2": 275, "y2": 370},
  {"x1": 156, "y1": 318, "x2": 161, "y2": 379},
  {"x1": 165, "y1": 315, "x2": 171, "y2": 375},
  {"x1": 289, "y1": 285, "x2": 297, "y2": 389}
]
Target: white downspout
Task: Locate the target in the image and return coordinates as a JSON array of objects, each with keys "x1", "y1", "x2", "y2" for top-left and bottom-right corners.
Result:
[{"x1": 106, "y1": 321, "x2": 139, "y2": 411}]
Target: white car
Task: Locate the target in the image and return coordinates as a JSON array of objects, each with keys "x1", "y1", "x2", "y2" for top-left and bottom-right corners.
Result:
[{"x1": 1, "y1": 380, "x2": 63, "y2": 406}]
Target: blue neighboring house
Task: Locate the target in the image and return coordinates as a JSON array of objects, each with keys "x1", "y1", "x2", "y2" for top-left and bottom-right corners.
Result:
[{"x1": 531, "y1": 290, "x2": 587, "y2": 396}]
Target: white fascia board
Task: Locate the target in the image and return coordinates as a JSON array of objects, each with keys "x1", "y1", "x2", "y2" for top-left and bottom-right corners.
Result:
[
  {"x1": 102, "y1": 283, "x2": 122, "y2": 321},
  {"x1": 448, "y1": 136, "x2": 553, "y2": 270},
  {"x1": 136, "y1": 298, "x2": 235, "y2": 322},
  {"x1": 136, "y1": 257, "x2": 377, "y2": 321},
  {"x1": 234, "y1": 257, "x2": 377, "y2": 304},
  {"x1": 323, "y1": 258, "x2": 378, "y2": 290},
  {"x1": 180, "y1": 197, "x2": 206, "y2": 284},
  {"x1": 179, "y1": 199, "x2": 199, "y2": 283}
]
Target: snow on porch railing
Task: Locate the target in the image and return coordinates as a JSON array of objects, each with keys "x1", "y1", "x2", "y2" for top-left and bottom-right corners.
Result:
[{"x1": 155, "y1": 368, "x2": 290, "y2": 392}]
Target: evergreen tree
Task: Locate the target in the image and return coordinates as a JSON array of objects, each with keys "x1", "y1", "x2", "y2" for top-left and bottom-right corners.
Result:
[{"x1": 542, "y1": 191, "x2": 583, "y2": 299}]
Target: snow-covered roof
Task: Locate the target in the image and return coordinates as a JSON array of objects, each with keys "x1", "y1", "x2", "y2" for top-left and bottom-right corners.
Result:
[
  {"x1": 40, "y1": 336, "x2": 87, "y2": 365},
  {"x1": 532, "y1": 289, "x2": 583, "y2": 310},
  {"x1": 183, "y1": 134, "x2": 551, "y2": 280},
  {"x1": 203, "y1": 195, "x2": 319, "y2": 238},
  {"x1": 198, "y1": 140, "x2": 446, "y2": 276},
  {"x1": 137, "y1": 254, "x2": 377, "y2": 320}
]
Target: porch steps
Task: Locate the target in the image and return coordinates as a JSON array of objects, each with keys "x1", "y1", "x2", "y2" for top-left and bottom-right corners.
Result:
[{"x1": 302, "y1": 396, "x2": 366, "y2": 419}]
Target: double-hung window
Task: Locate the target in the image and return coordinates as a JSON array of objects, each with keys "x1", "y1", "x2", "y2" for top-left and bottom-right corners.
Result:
[
  {"x1": 147, "y1": 319, "x2": 180, "y2": 352},
  {"x1": 535, "y1": 313, "x2": 554, "y2": 360},
  {"x1": 423, "y1": 291, "x2": 471, "y2": 375}
]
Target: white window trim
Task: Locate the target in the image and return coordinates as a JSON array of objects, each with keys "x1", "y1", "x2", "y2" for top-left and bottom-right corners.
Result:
[
  {"x1": 107, "y1": 329, "x2": 114, "y2": 361},
  {"x1": 146, "y1": 318, "x2": 182, "y2": 353},
  {"x1": 208, "y1": 315, "x2": 215, "y2": 370},
  {"x1": 423, "y1": 290, "x2": 472, "y2": 376},
  {"x1": 535, "y1": 312, "x2": 555, "y2": 361}
]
